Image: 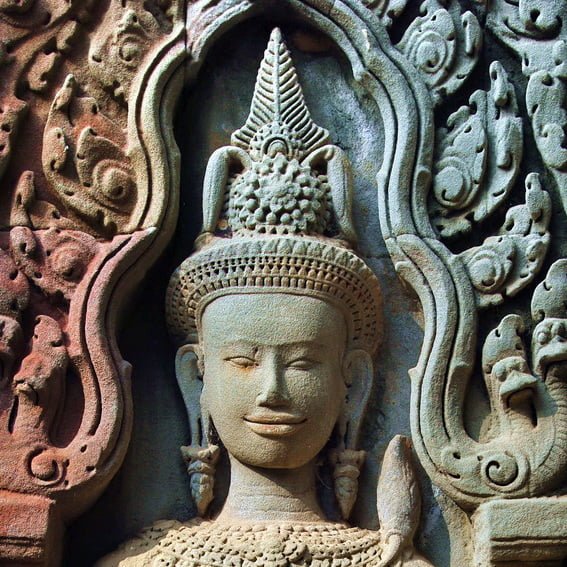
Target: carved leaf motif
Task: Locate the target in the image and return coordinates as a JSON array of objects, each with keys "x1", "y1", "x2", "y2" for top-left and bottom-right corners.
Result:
[
  {"x1": 430, "y1": 62, "x2": 523, "y2": 237},
  {"x1": 9, "y1": 171, "x2": 76, "y2": 230},
  {"x1": 9, "y1": 226, "x2": 97, "y2": 303},
  {"x1": 487, "y1": 0, "x2": 565, "y2": 65},
  {"x1": 460, "y1": 173, "x2": 551, "y2": 308},
  {"x1": 27, "y1": 51, "x2": 60, "y2": 93},
  {"x1": 231, "y1": 28, "x2": 330, "y2": 160},
  {"x1": 0, "y1": 247, "x2": 29, "y2": 322},
  {"x1": 397, "y1": 0, "x2": 482, "y2": 103},
  {"x1": 0, "y1": 1, "x2": 92, "y2": 195},
  {"x1": 487, "y1": 3, "x2": 566, "y2": 102},
  {"x1": 42, "y1": 75, "x2": 137, "y2": 237},
  {"x1": 0, "y1": 0, "x2": 92, "y2": 27},
  {"x1": 0, "y1": 96, "x2": 27, "y2": 183},
  {"x1": 377, "y1": 436, "x2": 420, "y2": 537},
  {"x1": 532, "y1": 259, "x2": 567, "y2": 322},
  {"x1": 25, "y1": 20, "x2": 81, "y2": 93},
  {"x1": 88, "y1": 0, "x2": 174, "y2": 106},
  {"x1": 526, "y1": 41, "x2": 567, "y2": 217},
  {"x1": 376, "y1": 436, "x2": 421, "y2": 563}
]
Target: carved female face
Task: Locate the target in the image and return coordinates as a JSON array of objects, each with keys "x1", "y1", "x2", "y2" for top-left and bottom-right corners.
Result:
[{"x1": 200, "y1": 293, "x2": 347, "y2": 469}]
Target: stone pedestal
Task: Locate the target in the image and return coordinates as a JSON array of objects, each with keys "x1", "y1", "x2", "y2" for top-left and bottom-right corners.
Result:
[
  {"x1": 474, "y1": 498, "x2": 567, "y2": 566},
  {"x1": 0, "y1": 491, "x2": 61, "y2": 565}
]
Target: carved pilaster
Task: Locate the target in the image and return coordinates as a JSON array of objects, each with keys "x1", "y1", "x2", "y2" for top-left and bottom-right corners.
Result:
[
  {"x1": 0, "y1": 0, "x2": 185, "y2": 563},
  {"x1": 0, "y1": 1, "x2": 566, "y2": 565}
]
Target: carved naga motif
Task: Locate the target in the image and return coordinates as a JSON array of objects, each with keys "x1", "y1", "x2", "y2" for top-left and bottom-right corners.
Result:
[
  {"x1": 438, "y1": 258, "x2": 567, "y2": 499},
  {"x1": 376, "y1": 0, "x2": 567, "y2": 556},
  {"x1": 0, "y1": 0, "x2": 566, "y2": 564}
]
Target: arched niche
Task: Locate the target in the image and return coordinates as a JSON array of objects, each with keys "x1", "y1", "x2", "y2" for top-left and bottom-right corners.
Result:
[{"x1": 64, "y1": 2, "x2": 439, "y2": 564}]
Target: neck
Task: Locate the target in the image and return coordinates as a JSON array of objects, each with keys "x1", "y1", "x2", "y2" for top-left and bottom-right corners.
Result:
[{"x1": 215, "y1": 455, "x2": 326, "y2": 524}]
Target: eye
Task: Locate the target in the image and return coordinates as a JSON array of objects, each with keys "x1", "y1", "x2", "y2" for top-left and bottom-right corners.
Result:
[
  {"x1": 225, "y1": 356, "x2": 257, "y2": 369},
  {"x1": 288, "y1": 358, "x2": 316, "y2": 370}
]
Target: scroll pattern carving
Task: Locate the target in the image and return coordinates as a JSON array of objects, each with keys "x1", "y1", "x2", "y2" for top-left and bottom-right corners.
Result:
[
  {"x1": 43, "y1": 75, "x2": 137, "y2": 236},
  {"x1": 88, "y1": 0, "x2": 177, "y2": 106},
  {"x1": 430, "y1": 62, "x2": 523, "y2": 238},
  {"x1": 379, "y1": 0, "x2": 567, "y2": 542},
  {"x1": 488, "y1": 2, "x2": 567, "y2": 217},
  {"x1": 460, "y1": 173, "x2": 550, "y2": 308},
  {"x1": 397, "y1": 0, "x2": 482, "y2": 104}
]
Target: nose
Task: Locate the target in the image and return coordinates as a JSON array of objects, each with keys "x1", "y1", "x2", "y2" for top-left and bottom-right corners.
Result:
[{"x1": 256, "y1": 355, "x2": 290, "y2": 408}]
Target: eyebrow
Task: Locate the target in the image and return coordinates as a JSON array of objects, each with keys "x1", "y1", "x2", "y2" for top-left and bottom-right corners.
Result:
[{"x1": 215, "y1": 340, "x2": 328, "y2": 350}]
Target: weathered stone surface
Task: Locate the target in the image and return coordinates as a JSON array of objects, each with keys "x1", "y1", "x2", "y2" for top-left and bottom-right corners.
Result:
[{"x1": 0, "y1": 1, "x2": 565, "y2": 566}]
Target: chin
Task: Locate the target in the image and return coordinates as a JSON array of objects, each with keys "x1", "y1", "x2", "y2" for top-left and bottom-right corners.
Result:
[{"x1": 229, "y1": 437, "x2": 318, "y2": 470}]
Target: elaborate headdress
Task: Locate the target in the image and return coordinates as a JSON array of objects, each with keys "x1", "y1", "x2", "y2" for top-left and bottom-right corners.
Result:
[{"x1": 166, "y1": 28, "x2": 382, "y2": 355}]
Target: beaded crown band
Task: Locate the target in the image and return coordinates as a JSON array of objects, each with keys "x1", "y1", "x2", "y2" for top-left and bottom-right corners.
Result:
[{"x1": 166, "y1": 28, "x2": 382, "y2": 354}]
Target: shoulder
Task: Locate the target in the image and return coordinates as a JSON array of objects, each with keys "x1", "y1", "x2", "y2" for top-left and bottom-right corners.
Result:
[{"x1": 95, "y1": 519, "x2": 200, "y2": 567}]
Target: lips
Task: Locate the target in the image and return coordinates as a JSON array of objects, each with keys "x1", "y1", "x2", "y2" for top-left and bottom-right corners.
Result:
[{"x1": 244, "y1": 413, "x2": 307, "y2": 437}]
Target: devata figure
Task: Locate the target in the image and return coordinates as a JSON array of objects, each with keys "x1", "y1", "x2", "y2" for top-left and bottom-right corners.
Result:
[{"x1": 100, "y1": 29, "x2": 431, "y2": 566}]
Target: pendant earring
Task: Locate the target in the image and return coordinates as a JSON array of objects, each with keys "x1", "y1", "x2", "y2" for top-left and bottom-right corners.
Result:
[
  {"x1": 330, "y1": 448, "x2": 366, "y2": 520},
  {"x1": 181, "y1": 442, "x2": 220, "y2": 517}
]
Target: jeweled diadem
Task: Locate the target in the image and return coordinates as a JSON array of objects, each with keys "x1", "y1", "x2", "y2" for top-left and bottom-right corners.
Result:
[{"x1": 166, "y1": 28, "x2": 382, "y2": 354}]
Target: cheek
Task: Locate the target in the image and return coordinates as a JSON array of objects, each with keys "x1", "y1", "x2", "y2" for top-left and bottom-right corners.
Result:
[
  {"x1": 201, "y1": 363, "x2": 253, "y2": 422},
  {"x1": 291, "y1": 365, "x2": 345, "y2": 420}
]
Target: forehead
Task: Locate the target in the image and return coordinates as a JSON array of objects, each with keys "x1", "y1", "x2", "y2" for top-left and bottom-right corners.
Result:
[{"x1": 201, "y1": 293, "x2": 347, "y2": 346}]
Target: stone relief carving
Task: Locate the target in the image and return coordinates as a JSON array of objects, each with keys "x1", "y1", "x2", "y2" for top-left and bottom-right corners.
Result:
[
  {"x1": 429, "y1": 61, "x2": 523, "y2": 238},
  {"x1": 0, "y1": 0, "x2": 184, "y2": 562},
  {"x1": 396, "y1": 0, "x2": 482, "y2": 104},
  {"x1": 100, "y1": 28, "x2": 430, "y2": 566},
  {"x1": 0, "y1": 0, "x2": 565, "y2": 565}
]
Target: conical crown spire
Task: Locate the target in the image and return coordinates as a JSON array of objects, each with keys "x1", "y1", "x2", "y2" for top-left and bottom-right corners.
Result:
[{"x1": 231, "y1": 28, "x2": 330, "y2": 161}]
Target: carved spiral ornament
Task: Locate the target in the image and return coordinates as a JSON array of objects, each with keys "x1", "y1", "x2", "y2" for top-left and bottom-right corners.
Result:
[
  {"x1": 481, "y1": 453, "x2": 526, "y2": 491},
  {"x1": 28, "y1": 449, "x2": 67, "y2": 486}
]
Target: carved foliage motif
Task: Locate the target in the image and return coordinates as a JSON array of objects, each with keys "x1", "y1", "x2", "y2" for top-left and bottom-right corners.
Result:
[
  {"x1": 0, "y1": 0, "x2": 183, "y2": 562},
  {"x1": 430, "y1": 62, "x2": 523, "y2": 238},
  {"x1": 380, "y1": 0, "x2": 567, "y2": 530},
  {"x1": 362, "y1": 0, "x2": 409, "y2": 29},
  {"x1": 488, "y1": 2, "x2": 567, "y2": 217},
  {"x1": 43, "y1": 75, "x2": 137, "y2": 236},
  {"x1": 397, "y1": 0, "x2": 482, "y2": 104},
  {"x1": 88, "y1": 0, "x2": 177, "y2": 106},
  {"x1": 460, "y1": 173, "x2": 550, "y2": 308},
  {"x1": 526, "y1": 41, "x2": 567, "y2": 216},
  {"x1": 0, "y1": 0, "x2": 94, "y2": 184}
]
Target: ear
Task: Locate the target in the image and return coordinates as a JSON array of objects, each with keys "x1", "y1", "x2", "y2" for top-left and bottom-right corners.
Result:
[
  {"x1": 175, "y1": 344, "x2": 205, "y2": 446},
  {"x1": 341, "y1": 349, "x2": 373, "y2": 450}
]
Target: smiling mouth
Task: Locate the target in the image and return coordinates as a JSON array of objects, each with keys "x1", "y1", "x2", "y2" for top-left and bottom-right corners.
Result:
[{"x1": 244, "y1": 413, "x2": 307, "y2": 437}]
